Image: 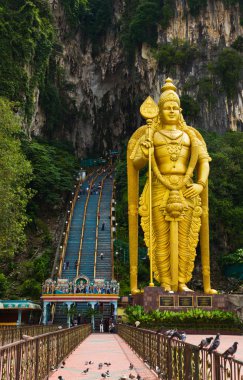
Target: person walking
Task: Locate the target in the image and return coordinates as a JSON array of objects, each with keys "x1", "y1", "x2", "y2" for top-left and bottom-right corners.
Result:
[
  {"x1": 99, "y1": 319, "x2": 104, "y2": 333},
  {"x1": 100, "y1": 252, "x2": 104, "y2": 260}
]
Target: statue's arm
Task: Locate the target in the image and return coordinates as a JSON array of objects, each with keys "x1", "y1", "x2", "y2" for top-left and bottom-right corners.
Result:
[
  {"x1": 130, "y1": 134, "x2": 149, "y2": 171},
  {"x1": 197, "y1": 158, "x2": 210, "y2": 187}
]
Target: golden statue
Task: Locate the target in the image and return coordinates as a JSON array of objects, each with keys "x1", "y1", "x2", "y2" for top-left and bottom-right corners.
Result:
[{"x1": 127, "y1": 78, "x2": 217, "y2": 295}]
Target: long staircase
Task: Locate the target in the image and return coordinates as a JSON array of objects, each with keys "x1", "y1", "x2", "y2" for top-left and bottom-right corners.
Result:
[
  {"x1": 95, "y1": 177, "x2": 113, "y2": 281},
  {"x1": 51, "y1": 166, "x2": 116, "y2": 326},
  {"x1": 78, "y1": 172, "x2": 106, "y2": 280}
]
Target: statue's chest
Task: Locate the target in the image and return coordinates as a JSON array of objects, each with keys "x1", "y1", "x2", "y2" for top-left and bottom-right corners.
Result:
[{"x1": 153, "y1": 131, "x2": 190, "y2": 162}]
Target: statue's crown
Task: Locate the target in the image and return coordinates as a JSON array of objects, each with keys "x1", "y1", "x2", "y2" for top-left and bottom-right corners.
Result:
[{"x1": 159, "y1": 78, "x2": 180, "y2": 107}]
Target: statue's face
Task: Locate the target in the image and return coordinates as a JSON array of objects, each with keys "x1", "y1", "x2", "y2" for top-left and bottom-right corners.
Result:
[{"x1": 160, "y1": 101, "x2": 180, "y2": 125}]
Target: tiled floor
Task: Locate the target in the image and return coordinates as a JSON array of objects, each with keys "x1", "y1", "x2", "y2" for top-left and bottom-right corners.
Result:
[{"x1": 49, "y1": 333, "x2": 157, "y2": 380}]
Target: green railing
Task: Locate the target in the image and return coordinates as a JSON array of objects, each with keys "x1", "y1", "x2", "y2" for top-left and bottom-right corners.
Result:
[
  {"x1": 118, "y1": 324, "x2": 243, "y2": 380},
  {"x1": 0, "y1": 325, "x2": 59, "y2": 346},
  {"x1": 0, "y1": 324, "x2": 91, "y2": 379}
]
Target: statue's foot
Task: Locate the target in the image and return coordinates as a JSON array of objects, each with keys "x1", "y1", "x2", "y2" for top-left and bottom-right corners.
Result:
[
  {"x1": 204, "y1": 288, "x2": 218, "y2": 295},
  {"x1": 161, "y1": 284, "x2": 171, "y2": 292},
  {"x1": 131, "y1": 289, "x2": 141, "y2": 295},
  {"x1": 178, "y1": 283, "x2": 194, "y2": 292}
]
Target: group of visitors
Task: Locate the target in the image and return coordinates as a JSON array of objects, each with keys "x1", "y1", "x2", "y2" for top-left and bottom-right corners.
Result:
[{"x1": 99, "y1": 318, "x2": 115, "y2": 333}]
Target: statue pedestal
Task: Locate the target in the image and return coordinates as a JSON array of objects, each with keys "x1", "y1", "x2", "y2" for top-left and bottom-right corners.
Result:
[{"x1": 133, "y1": 286, "x2": 228, "y2": 312}]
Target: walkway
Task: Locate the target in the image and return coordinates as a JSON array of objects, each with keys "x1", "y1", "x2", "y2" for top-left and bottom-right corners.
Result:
[{"x1": 50, "y1": 333, "x2": 157, "y2": 380}]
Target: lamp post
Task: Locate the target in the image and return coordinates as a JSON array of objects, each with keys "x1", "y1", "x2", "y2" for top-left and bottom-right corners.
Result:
[{"x1": 115, "y1": 251, "x2": 119, "y2": 281}]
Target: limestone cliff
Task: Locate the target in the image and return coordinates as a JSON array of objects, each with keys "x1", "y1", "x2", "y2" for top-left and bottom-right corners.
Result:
[{"x1": 36, "y1": 0, "x2": 243, "y2": 156}]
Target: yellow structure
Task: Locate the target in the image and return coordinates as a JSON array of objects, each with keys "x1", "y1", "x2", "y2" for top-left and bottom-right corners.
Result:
[{"x1": 127, "y1": 78, "x2": 217, "y2": 295}]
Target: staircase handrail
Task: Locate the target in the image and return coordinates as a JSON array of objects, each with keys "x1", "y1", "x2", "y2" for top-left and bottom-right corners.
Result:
[
  {"x1": 111, "y1": 179, "x2": 115, "y2": 280},
  {"x1": 93, "y1": 173, "x2": 109, "y2": 279},
  {"x1": 76, "y1": 169, "x2": 101, "y2": 277},
  {"x1": 57, "y1": 171, "x2": 93, "y2": 278}
]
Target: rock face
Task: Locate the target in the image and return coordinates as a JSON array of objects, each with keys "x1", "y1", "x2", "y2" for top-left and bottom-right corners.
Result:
[{"x1": 39, "y1": 0, "x2": 243, "y2": 156}]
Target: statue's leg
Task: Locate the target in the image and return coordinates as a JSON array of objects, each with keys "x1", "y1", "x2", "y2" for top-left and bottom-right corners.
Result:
[
  {"x1": 153, "y1": 206, "x2": 171, "y2": 290},
  {"x1": 178, "y1": 200, "x2": 201, "y2": 291}
]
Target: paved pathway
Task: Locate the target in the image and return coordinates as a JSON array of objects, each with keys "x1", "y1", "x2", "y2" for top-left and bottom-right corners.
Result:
[{"x1": 50, "y1": 333, "x2": 157, "y2": 380}]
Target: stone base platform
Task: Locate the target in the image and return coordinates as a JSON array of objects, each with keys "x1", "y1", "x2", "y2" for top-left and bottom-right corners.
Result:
[{"x1": 132, "y1": 286, "x2": 229, "y2": 312}]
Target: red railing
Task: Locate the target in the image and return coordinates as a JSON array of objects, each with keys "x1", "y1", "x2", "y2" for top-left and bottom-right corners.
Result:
[
  {"x1": 118, "y1": 324, "x2": 243, "y2": 380},
  {"x1": 0, "y1": 324, "x2": 91, "y2": 380}
]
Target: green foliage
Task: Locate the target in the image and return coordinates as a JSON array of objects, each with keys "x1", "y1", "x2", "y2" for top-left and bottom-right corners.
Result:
[
  {"x1": 187, "y1": 0, "x2": 207, "y2": 17},
  {"x1": 197, "y1": 77, "x2": 217, "y2": 105},
  {"x1": 0, "y1": 273, "x2": 8, "y2": 297},
  {"x1": 0, "y1": 98, "x2": 32, "y2": 258},
  {"x1": 231, "y1": 36, "x2": 243, "y2": 52},
  {"x1": 20, "y1": 279, "x2": 42, "y2": 299},
  {"x1": 203, "y1": 131, "x2": 243, "y2": 257},
  {"x1": 209, "y1": 48, "x2": 243, "y2": 98},
  {"x1": 125, "y1": 306, "x2": 242, "y2": 329},
  {"x1": 22, "y1": 138, "x2": 79, "y2": 211},
  {"x1": 221, "y1": 248, "x2": 243, "y2": 265},
  {"x1": 153, "y1": 39, "x2": 199, "y2": 72},
  {"x1": 0, "y1": 0, "x2": 54, "y2": 121},
  {"x1": 60, "y1": 0, "x2": 113, "y2": 54},
  {"x1": 121, "y1": 0, "x2": 176, "y2": 58},
  {"x1": 40, "y1": 55, "x2": 79, "y2": 137},
  {"x1": 180, "y1": 94, "x2": 200, "y2": 119}
]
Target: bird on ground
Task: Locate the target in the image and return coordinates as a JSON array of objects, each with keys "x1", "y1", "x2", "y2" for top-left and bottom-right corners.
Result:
[
  {"x1": 105, "y1": 370, "x2": 110, "y2": 377},
  {"x1": 82, "y1": 368, "x2": 89, "y2": 374},
  {"x1": 208, "y1": 334, "x2": 220, "y2": 353},
  {"x1": 129, "y1": 374, "x2": 136, "y2": 379},
  {"x1": 136, "y1": 375, "x2": 141, "y2": 380},
  {"x1": 104, "y1": 362, "x2": 111, "y2": 366},
  {"x1": 58, "y1": 377, "x2": 65, "y2": 380},
  {"x1": 223, "y1": 342, "x2": 238, "y2": 358},
  {"x1": 198, "y1": 337, "x2": 213, "y2": 349},
  {"x1": 98, "y1": 363, "x2": 103, "y2": 369},
  {"x1": 129, "y1": 363, "x2": 134, "y2": 370},
  {"x1": 88, "y1": 361, "x2": 94, "y2": 364},
  {"x1": 85, "y1": 361, "x2": 89, "y2": 365},
  {"x1": 61, "y1": 361, "x2": 66, "y2": 368},
  {"x1": 101, "y1": 373, "x2": 107, "y2": 378}
]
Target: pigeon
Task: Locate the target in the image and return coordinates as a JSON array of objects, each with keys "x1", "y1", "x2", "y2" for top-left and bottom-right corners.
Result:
[
  {"x1": 106, "y1": 370, "x2": 110, "y2": 377},
  {"x1": 101, "y1": 373, "x2": 107, "y2": 378},
  {"x1": 22, "y1": 334, "x2": 33, "y2": 341},
  {"x1": 98, "y1": 363, "x2": 103, "y2": 369},
  {"x1": 129, "y1": 374, "x2": 136, "y2": 379},
  {"x1": 88, "y1": 361, "x2": 94, "y2": 364},
  {"x1": 82, "y1": 368, "x2": 89, "y2": 374},
  {"x1": 198, "y1": 337, "x2": 213, "y2": 349},
  {"x1": 208, "y1": 334, "x2": 220, "y2": 353},
  {"x1": 58, "y1": 377, "x2": 65, "y2": 380},
  {"x1": 164, "y1": 329, "x2": 175, "y2": 337},
  {"x1": 129, "y1": 363, "x2": 134, "y2": 370},
  {"x1": 104, "y1": 362, "x2": 111, "y2": 366},
  {"x1": 170, "y1": 331, "x2": 185, "y2": 340},
  {"x1": 223, "y1": 342, "x2": 238, "y2": 358}
]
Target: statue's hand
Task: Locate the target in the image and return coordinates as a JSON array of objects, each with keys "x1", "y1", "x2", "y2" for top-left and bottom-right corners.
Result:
[
  {"x1": 140, "y1": 137, "x2": 154, "y2": 158},
  {"x1": 183, "y1": 183, "x2": 203, "y2": 198}
]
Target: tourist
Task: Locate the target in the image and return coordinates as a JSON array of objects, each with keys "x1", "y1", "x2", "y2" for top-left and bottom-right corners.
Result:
[
  {"x1": 100, "y1": 319, "x2": 104, "y2": 333},
  {"x1": 100, "y1": 252, "x2": 104, "y2": 260},
  {"x1": 101, "y1": 222, "x2": 105, "y2": 231}
]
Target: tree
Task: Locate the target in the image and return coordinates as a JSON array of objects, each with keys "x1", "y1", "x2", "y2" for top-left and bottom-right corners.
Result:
[{"x1": 0, "y1": 98, "x2": 32, "y2": 259}]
